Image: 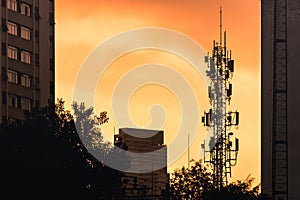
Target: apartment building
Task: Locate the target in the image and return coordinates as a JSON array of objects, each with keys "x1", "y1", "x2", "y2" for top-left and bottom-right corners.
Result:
[
  {"x1": 115, "y1": 128, "x2": 168, "y2": 199},
  {"x1": 0, "y1": 0, "x2": 55, "y2": 124}
]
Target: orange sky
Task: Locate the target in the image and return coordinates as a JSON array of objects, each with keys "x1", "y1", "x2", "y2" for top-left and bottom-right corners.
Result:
[{"x1": 56, "y1": 0, "x2": 261, "y2": 184}]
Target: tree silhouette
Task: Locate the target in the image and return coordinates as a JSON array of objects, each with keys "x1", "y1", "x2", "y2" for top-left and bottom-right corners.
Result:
[
  {"x1": 0, "y1": 98, "x2": 126, "y2": 199},
  {"x1": 167, "y1": 160, "x2": 213, "y2": 199},
  {"x1": 71, "y1": 101, "x2": 130, "y2": 173},
  {"x1": 71, "y1": 101, "x2": 110, "y2": 153},
  {"x1": 166, "y1": 160, "x2": 271, "y2": 200}
]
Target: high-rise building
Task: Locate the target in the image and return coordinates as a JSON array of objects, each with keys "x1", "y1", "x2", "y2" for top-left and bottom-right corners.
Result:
[
  {"x1": 261, "y1": 0, "x2": 300, "y2": 199},
  {"x1": 114, "y1": 128, "x2": 168, "y2": 199},
  {"x1": 0, "y1": 0, "x2": 55, "y2": 124}
]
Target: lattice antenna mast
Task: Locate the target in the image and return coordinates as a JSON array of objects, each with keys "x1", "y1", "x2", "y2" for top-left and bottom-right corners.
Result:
[
  {"x1": 201, "y1": 7, "x2": 240, "y2": 189},
  {"x1": 220, "y1": 6, "x2": 222, "y2": 45},
  {"x1": 272, "y1": 0, "x2": 288, "y2": 199}
]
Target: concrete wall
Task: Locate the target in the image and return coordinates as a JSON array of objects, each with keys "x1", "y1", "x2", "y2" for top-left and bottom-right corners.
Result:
[{"x1": 261, "y1": 0, "x2": 274, "y2": 196}]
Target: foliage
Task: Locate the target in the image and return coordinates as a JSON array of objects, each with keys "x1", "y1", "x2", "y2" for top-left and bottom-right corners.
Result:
[
  {"x1": 169, "y1": 160, "x2": 213, "y2": 199},
  {"x1": 71, "y1": 101, "x2": 110, "y2": 152},
  {"x1": 71, "y1": 101, "x2": 130, "y2": 173},
  {"x1": 0, "y1": 98, "x2": 125, "y2": 199},
  {"x1": 167, "y1": 160, "x2": 270, "y2": 200}
]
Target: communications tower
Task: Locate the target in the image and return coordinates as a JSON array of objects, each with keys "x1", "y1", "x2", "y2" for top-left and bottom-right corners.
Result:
[
  {"x1": 201, "y1": 7, "x2": 239, "y2": 189},
  {"x1": 271, "y1": 0, "x2": 288, "y2": 199}
]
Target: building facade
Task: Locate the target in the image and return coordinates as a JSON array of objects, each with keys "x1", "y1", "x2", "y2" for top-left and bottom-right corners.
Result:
[
  {"x1": 261, "y1": 0, "x2": 300, "y2": 199},
  {"x1": 114, "y1": 128, "x2": 168, "y2": 199},
  {"x1": 0, "y1": 0, "x2": 55, "y2": 124}
]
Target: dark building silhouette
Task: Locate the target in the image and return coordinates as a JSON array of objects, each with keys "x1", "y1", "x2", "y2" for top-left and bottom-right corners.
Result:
[
  {"x1": 261, "y1": 0, "x2": 300, "y2": 199},
  {"x1": 0, "y1": 0, "x2": 55, "y2": 124},
  {"x1": 114, "y1": 128, "x2": 168, "y2": 199}
]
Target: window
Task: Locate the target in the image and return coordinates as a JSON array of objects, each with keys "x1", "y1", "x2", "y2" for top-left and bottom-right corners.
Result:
[
  {"x1": 7, "y1": 46, "x2": 17, "y2": 60},
  {"x1": 21, "y1": 97, "x2": 31, "y2": 111},
  {"x1": 7, "y1": 21, "x2": 17, "y2": 36},
  {"x1": 7, "y1": 0, "x2": 17, "y2": 11},
  {"x1": 1, "y1": 18, "x2": 8, "y2": 32},
  {"x1": 49, "y1": 13, "x2": 55, "y2": 25},
  {"x1": 49, "y1": 36, "x2": 54, "y2": 51},
  {"x1": 50, "y1": 81, "x2": 54, "y2": 94},
  {"x1": 8, "y1": 94, "x2": 18, "y2": 108},
  {"x1": 21, "y1": 3, "x2": 31, "y2": 17},
  {"x1": 35, "y1": 30, "x2": 39, "y2": 42},
  {"x1": 35, "y1": 78, "x2": 40, "y2": 90},
  {"x1": 8, "y1": 117, "x2": 17, "y2": 125},
  {"x1": 34, "y1": 7, "x2": 41, "y2": 20},
  {"x1": 49, "y1": 59, "x2": 54, "y2": 70},
  {"x1": 2, "y1": 92, "x2": 7, "y2": 104},
  {"x1": 35, "y1": 53, "x2": 40, "y2": 65},
  {"x1": 7, "y1": 69, "x2": 18, "y2": 84},
  {"x1": 21, "y1": 51, "x2": 31, "y2": 64},
  {"x1": 21, "y1": 74, "x2": 31, "y2": 87},
  {"x1": 21, "y1": 26, "x2": 31, "y2": 40}
]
